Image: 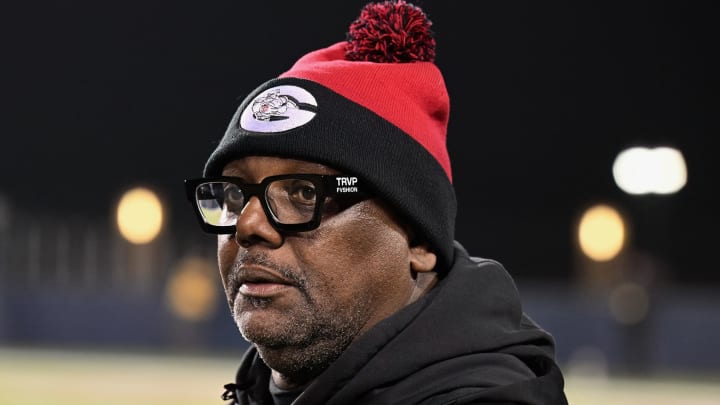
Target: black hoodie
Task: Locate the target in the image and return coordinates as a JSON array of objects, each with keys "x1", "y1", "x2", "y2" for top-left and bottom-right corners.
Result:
[{"x1": 223, "y1": 242, "x2": 569, "y2": 404}]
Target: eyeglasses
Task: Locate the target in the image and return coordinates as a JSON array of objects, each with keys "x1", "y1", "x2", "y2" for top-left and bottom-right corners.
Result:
[{"x1": 184, "y1": 174, "x2": 368, "y2": 234}]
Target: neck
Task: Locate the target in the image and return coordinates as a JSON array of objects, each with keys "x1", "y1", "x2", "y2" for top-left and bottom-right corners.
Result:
[
  {"x1": 271, "y1": 369, "x2": 313, "y2": 390},
  {"x1": 407, "y1": 271, "x2": 438, "y2": 303}
]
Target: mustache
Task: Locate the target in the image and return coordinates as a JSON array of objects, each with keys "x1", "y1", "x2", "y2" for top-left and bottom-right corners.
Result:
[{"x1": 226, "y1": 251, "x2": 306, "y2": 295}]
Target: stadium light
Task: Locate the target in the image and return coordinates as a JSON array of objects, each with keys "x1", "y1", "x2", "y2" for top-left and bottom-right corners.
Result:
[
  {"x1": 165, "y1": 256, "x2": 218, "y2": 321},
  {"x1": 577, "y1": 204, "x2": 626, "y2": 262},
  {"x1": 116, "y1": 187, "x2": 164, "y2": 244},
  {"x1": 608, "y1": 282, "x2": 650, "y2": 325},
  {"x1": 612, "y1": 146, "x2": 687, "y2": 195}
]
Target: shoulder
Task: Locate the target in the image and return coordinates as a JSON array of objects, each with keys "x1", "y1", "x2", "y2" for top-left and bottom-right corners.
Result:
[{"x1": 445, "y1": 242, "x2": 520, "y2": 293}]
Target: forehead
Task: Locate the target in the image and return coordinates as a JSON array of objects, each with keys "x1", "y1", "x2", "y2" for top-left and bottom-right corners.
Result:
[{"x1": 221, "y1": 156, "x2": 339, "y2": 179}]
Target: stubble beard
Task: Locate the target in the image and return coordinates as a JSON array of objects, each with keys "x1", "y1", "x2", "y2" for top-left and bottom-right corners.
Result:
[{"x1": 226, "y1": 254, "x2": 372, "y2": 383}]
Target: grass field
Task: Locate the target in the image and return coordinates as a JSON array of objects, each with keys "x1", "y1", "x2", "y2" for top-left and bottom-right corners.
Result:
[{"x1": 1, "y1": 346, "x2": 719, "y2": 404}]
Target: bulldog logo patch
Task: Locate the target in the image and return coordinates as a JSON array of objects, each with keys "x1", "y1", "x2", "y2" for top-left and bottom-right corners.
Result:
[{"x1": 239, "y1": 85, "x2": 318, "y2": 133}]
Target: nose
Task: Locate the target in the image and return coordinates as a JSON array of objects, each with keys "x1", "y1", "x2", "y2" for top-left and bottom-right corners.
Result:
[{"x1": 234, "y1": 196, "x2": 283, "y2": 248}]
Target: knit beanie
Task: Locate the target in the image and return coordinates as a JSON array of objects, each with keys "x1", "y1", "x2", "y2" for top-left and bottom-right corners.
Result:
[{"x1": 203, "y1": 0, "x2": 457, "y2": 271}]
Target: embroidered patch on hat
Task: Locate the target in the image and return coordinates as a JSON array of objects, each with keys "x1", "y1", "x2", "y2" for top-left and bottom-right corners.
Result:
[{"x1": 239, "y1": 85, "x2": 318, "y2": 133}]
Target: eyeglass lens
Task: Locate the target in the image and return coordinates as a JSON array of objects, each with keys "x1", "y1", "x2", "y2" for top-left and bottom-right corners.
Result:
[{"x1": 195, "y1": 178, "x2": 320, "y2": 227}]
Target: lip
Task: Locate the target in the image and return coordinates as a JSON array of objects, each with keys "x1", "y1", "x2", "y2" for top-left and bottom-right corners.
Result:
[
  {"x1": 235, "y1": 266, "x2": 295, "y2": 298},
  {"x1": 239, "y1": 282, "x2": 293, "y2": 297}
]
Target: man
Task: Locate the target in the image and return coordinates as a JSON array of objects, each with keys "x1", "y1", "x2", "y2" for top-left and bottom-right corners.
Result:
[{"x1": 185, "y1": 1, "x2": 569, "y2": 403}]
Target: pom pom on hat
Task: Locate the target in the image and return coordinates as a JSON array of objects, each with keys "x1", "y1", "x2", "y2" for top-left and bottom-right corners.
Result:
[
  {"x1": 345, "y1": 0, "x2": 436, "y2": 63},
  {"x1": 278, "y1": 0, "x2": 452, "y2": 182},
  {"x1": 204, "y1": 1, "x2": 457, "y2": 270}
]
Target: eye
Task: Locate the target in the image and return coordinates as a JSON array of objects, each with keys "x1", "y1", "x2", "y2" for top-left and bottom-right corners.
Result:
[
  {"x1": 289, "y1": 181, "x2": 317, "y2": 204},
  {"x1": 223, "y1": 184, "x2": 245, "y2": 210}
]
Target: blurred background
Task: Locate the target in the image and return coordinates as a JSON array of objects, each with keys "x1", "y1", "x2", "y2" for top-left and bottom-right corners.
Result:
[{"x1": 0, "y1": 0, "x2": 717, "y2": 403}]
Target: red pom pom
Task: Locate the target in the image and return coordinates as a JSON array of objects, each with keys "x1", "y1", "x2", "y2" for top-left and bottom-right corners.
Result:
[{"x1": 345, "y1": 0, "x2": 436, "y2": 63}]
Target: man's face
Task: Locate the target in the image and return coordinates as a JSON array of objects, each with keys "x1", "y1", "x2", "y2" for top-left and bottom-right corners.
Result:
[{"x1": 217, "y1": 156, "x2": 423, "y2": 381}]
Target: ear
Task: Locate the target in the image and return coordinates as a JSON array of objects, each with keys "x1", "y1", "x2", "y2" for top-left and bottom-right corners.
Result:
[
  {"x1": 407, "y1": 244, "x2": 438, "y2": 303},
  {"x1": 409, "y1": 244, "x2": 437, "y2": 273}
]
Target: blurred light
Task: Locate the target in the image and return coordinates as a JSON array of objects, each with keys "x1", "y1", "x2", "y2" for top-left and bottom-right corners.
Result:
[
  {"x1": 116, "y1": 187, "x2": 164, "y2": 244},
  {"x1": 612, "y1": 146, "x2": 687, "y2": 195},
  {"x1": 165, "y1": 256, "x2": 218, "y2": 322},
  {"x1": 608, "y1": 282, "x2": 650, "y2": 325},
  {"x1": 578, "y1": 204, "x2": 626, "y2": 262},
  {"x1": 566, "y1": 346, "x2": 609, "y2": 378}
]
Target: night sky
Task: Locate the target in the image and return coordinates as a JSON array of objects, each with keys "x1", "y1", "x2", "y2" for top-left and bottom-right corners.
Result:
[{"x1": 1, "y1": 1, "x2": 716, "y2": 284}]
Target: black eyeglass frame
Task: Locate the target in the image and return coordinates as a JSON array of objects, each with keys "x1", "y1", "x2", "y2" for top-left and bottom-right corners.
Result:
[{"x1": 184, "y1": 174, "x2": 368, "y2": 234}]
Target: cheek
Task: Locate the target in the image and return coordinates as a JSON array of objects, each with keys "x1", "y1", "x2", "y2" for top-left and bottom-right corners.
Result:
[
  {"x1": 344, "y1": 206, "x2": 411, "y2": 270},
  {"x1": 296, "y1": 205, "x2": 413, "y2": 301},
  {"x1": 217, "y1": 235, "x2": 237, "y2": 287}
]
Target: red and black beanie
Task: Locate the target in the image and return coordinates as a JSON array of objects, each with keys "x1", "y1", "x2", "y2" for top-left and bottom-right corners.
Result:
[{"x1": 204, "y1": 0, "x2": 457, "y2": 270}]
